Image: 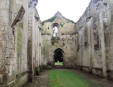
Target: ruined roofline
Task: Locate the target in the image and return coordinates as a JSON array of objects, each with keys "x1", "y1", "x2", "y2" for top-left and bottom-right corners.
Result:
[
  {"x1": 77, "y1": 0, "x2": 92, "y2": 23},
  {"x1": 42, "y1": 11, "x2": 75, "y2": 24},
  {"x1": 77, "y1": 0, "x2": 112, "y2": 23},
  {"x1": 42, "y1": 0, "x2": 92, "y2": 24},
  {"x1": 34, "y1": 8, "x2": 42, "y2": 22}
]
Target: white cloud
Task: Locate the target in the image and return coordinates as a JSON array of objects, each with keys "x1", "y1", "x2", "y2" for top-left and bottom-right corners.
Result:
[{"x1": 36, "y1": 0, "x2": 91, "y2": 22}]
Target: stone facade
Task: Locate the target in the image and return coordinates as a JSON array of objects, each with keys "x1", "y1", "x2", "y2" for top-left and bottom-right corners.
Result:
[
  {"x1": 0, "y1": 0, "x2": 43, "y2": 86},
  {"x1": 41, "y1": 12, "x2": 77, "y2": 67},
  {"x1": 76, "y1": 0, "x2": 113, "y2": 78}
]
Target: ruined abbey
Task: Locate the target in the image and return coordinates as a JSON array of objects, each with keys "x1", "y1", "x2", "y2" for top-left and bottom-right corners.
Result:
[{"x1": 0, "y1": 0, "x2": 113, "y2": 87}]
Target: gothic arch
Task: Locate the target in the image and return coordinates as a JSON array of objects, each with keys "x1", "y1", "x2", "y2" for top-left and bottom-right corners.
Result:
[{"x1": 54, "y1": 48, "x2": 64, "y2": 63}]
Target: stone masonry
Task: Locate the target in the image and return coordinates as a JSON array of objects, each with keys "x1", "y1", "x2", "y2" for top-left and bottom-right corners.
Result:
[
  {"x1": 0, "y1": 0, "x2": 43, "y2": 87},
  {"x1": 41, "y1": 12, "x2": 77, "y2": 67},
  {"x1": 76, "y1": 0, "x2": 113, "y2": 78},
  {"x1": 0, "y1": 0, "x2": 113, "y2": 87}
]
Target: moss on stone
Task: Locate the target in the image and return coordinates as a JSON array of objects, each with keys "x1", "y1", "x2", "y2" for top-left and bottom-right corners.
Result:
[
  {"x1": 16, "y1": 72, "x2": 25, "y2": 79},
  {"x1": 42, "y1": 16, "x2": 56, "y2": 23},
  {"x1": 16, "y1": 22, "x2": 23, "y2": 71},
  {"x1": 17, "y1": 26, "x2": 22, "y2": 53},
  {"x1": 68, "y1": 19, "x2": 75, "y2": 23},
  {"x1": 51, "y1": 37, "x2": 60, "y2": 45},
  {"x1": 60, "y1": 23, "x2": 65, "y2": 27}
]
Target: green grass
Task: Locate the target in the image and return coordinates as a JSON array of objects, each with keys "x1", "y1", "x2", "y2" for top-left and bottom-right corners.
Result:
[
  {"x1": 49, "y1": 70, "x2": 102, "y2": 87},
  {"x1": 55, "y1": 62, "x2": 63, "y2": 66}
]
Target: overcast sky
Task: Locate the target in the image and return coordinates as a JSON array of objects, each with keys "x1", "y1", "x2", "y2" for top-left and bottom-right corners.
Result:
[{"x1": 36, "y1": 0, "x2": 91, "y2": 22}]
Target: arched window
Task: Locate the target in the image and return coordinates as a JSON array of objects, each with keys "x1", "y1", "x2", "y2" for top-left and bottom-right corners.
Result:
[{"x1": 52, "y1": 23, "x2": 59, "y2": 37}]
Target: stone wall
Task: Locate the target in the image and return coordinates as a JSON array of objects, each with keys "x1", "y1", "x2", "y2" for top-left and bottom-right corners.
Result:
[
  {"x1": 28, "y1": 3, "x2": 42, "y2": 77},
  {"x1": 76, "y1": 0, "x2": 113, "y2": 78},
  {"x1": 0, "y1": 0, "x2": 43, "y2": 86},
  {"x1": 41, "y1": 12, "x2": 77, "y2": 67}
]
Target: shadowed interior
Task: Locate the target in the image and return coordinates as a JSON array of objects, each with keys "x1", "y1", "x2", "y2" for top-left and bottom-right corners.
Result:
[{"x1": 54, "y1": 48, "x2": 64, "y2": 65}]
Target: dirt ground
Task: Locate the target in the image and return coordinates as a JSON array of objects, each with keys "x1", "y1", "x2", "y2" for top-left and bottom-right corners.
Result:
[
  {"x1": 71, "y1": 69, "x2": 113, "y2": 87},
  {"x1": 23, "y1": 70, "x2": 49, "y2": 87},
  {"x1": 23, "y1": 69, "x2": 113, "y2": 87}
]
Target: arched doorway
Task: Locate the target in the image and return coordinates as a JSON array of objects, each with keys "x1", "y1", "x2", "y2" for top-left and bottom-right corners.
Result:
[{"x1": 54, "y1": 48, "x2": 64, "y2": 66}]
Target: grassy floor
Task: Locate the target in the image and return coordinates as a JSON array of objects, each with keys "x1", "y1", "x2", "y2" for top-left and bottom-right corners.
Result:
[
  {"x1": 55, "y1": 62, "x2": 63, "y2": 66},
  {"x1": 49, "y1": 70, "x2": 102, "y2": 87}
]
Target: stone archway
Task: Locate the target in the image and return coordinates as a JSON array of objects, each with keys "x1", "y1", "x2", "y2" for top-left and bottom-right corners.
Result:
[{"x1": 54, "y1": 48, "x2": 64, "y2": 65}]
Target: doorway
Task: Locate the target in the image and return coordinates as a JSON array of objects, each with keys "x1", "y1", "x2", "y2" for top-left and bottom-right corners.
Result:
[{"x1": 54, "y1": 48, "x2": 64, "y2": 66}]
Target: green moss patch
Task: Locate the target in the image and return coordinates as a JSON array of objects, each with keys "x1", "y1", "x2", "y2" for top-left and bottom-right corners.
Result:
[
  {"x1": 60, "y1": 23, "x2": 65, "y2": 27},
  {"x1": 43, "y1": 16, "x2": 57, "y2": 23},
  {"x1": 17, "y1": 27, "x2": 22, "y2": 53}
]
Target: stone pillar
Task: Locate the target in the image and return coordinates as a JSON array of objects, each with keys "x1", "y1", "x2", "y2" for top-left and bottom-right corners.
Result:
[
  {"x1": 0, "y1": 0, "x2": 9, "y2": 84},
  {"x1": 99, "y1": 12, "x2": 107, "y2": 77},
  {"x1": 39, "y1": 32, "x2": 41, "y2": 66},
  {"x1": 79, "y1": 29, "x2": 84, "y2": 68},
  {"x1": 87, "y1": 19, "x2": 93, "y2": 70},
  {"x1": 90, "y1": 20, "x2": 95, "y2": 71}
]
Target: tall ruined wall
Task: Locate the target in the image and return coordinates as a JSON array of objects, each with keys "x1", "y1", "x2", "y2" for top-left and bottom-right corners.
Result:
[
  {"x1": 0, "y1": 0, "x2": 12, "y2": 85},
  {"x1": 0, "y1": 0, "x2": 42, "y2": 86},
  {"x1": 28, "y1": 2, "x2": 42, "y2": 77},
  {"x1": 41, "y1": 12, "x2": 77, "y2": 67},
  {"x1": 76, "y1": 0, "x2": 113, "y2": 78},
  {"x1": 0, "y1": 0, "x2": 29, "y2": 86}
]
